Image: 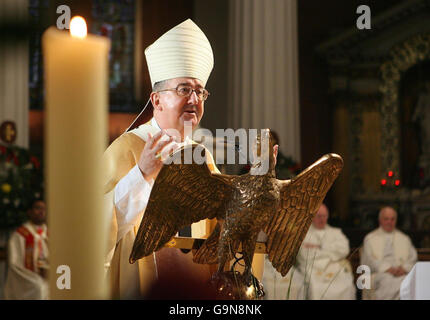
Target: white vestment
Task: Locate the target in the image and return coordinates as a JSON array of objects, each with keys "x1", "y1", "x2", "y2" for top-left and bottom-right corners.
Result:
[
  {"x1": 262, "y1": 258, "x2": 305, "y2": 300},
  {"x1": 4, "y1": 222, "x2": 49, "y2": 300},
  {"x1": 361, "y1": 228, "x2": 417, "y2": 300},
  {"x1": 263, "y1": 224, "x2": 356, "y2": 300}
]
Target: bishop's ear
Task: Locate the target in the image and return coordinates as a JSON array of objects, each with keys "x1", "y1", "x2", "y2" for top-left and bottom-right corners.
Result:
[
  {"x1": 150, "y1": 91, "x2": 163, "y2": 111},
  {"x1": 273, "y1": 144, "x2": 279, "y2": 166}
]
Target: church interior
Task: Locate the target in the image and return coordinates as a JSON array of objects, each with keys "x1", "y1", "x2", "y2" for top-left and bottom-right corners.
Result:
[{"x1": 1, "y1": 0, "x2": 430, "y2": 300}]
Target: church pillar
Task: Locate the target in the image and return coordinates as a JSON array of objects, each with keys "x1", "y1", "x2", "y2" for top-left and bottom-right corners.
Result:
[
  {"x1": 228, "y1": 0, "x2": 301, "y2": 161},
  {"x1": 0, "y1": 0, "x2": 29, "y2": 148}
]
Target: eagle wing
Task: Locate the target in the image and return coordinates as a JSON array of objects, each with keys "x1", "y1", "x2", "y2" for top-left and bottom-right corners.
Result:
[
  {"x1": 264, "y1": 153, "x2": 343, "y2": 276},
  {"x1": 129, "y1": 144, "x2": 234, "y2": 263}
]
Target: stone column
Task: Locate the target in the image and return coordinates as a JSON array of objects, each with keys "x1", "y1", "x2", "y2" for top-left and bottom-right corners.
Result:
[
  {"x1": 0, "y1": 0, "x2": 29, "y2": 148},
  {"x1": 228, "y1": 0, "x2": 300, "y2": 161}
]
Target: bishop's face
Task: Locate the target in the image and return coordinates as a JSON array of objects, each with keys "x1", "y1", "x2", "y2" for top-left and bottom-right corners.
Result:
[{"x1": 152, "y1": 77, "x2": 205, "y2": 140}]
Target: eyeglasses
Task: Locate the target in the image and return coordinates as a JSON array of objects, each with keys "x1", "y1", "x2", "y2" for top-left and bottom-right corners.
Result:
[{"x1": 157, "y1": 84, "x2": 210, "y2": 101}]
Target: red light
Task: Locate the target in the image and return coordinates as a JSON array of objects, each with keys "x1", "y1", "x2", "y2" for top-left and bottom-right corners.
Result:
[
  {"x1": 395, "y1": 180, "x2": 400, "y2": 186},
  {"x1": 388, "y1": 171, "x2": 393, "y2": 177},
  {"x1": 381, "y1": 179, "x2": 387, "y2": 186}
]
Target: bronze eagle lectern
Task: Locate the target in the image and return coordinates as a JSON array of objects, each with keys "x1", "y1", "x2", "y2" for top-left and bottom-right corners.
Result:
[{"x1": 129, "y1": 129, "x2": 343, "y2": 299}]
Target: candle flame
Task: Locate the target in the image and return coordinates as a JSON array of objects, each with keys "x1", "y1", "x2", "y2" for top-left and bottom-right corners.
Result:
[{"x1": 70, "y1": 16, "x2": 87, "y2": 38}]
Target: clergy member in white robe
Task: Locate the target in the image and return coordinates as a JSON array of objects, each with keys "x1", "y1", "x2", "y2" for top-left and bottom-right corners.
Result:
[
  {"x1": 361, "y1": 206, "x2": 417, "y2": 300},
  {"x1": 4, "y1": 200, "x2": 49, "y2": 300},
  {"x1": 263, "y1": 204, "x2": 356, "y2": 300}
]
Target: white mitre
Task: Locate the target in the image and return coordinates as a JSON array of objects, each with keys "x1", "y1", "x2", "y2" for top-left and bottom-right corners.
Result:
[{"x1": 145, "y1": 19, "x2": 214, "y2": 87}]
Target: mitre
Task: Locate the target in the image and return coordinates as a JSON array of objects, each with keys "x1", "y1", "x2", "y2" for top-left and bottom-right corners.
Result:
[{"x1": 145, "y1": 19, "x2": 214, "y2": 87}]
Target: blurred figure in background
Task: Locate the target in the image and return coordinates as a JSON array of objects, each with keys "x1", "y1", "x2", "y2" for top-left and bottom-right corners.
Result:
[
  {"x1": 269, "y1": 130, "x2": 301, "y2": 180},
  {"x1": 4, "y1": 199, "x2": 49, "y2": 299},
  {"x1": 361, "y1": 206, "x2": 417, "y2": 300},
  {"x1": 263, "y1": 204, "x2": 356, "y2": 300}
]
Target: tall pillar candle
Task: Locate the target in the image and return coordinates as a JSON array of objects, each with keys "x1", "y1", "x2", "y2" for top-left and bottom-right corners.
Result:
[{"x1": 42, "y1": 19, "x2": 110, "y2": 299}]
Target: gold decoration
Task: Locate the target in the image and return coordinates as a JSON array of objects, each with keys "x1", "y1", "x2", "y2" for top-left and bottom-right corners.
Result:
[
  {"x1": 166, "y1": 239, "x2": 176, "y2": 247},
  {"x1": 1, "y1": 183, "x2": 11, "y2": 193}
]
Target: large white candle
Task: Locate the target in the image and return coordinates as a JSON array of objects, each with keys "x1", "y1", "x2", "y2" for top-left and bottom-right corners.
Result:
[{"x1": 43, "y1": 17, "x2": 110, "y2": 299}]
